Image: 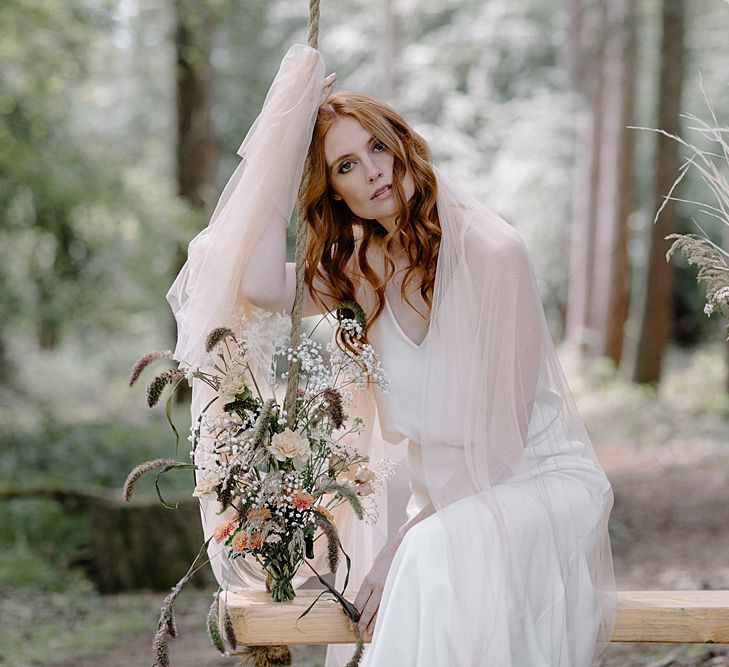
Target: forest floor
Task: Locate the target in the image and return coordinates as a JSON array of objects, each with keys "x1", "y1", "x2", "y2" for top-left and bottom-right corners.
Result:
[{"x1": 40, "y1": 436, "x2": 729, "y2": 667}]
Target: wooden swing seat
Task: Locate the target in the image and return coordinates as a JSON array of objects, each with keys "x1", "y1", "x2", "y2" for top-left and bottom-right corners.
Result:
[{"x1": 222, "y1": 589, "x2": 729, "y2": 647}]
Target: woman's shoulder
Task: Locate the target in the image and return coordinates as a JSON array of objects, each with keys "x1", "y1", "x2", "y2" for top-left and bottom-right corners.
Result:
[
  {"x1": 458, "y1": 206, "x2": 531, "y2": 274},
  {"x1": 435, "y1": 171, "x2": 529, "y2": 266}
]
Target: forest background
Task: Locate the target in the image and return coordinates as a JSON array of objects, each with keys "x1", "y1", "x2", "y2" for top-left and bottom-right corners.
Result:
[{"x1": 1, "y1": 1, "x2": 729, "y2": 666}]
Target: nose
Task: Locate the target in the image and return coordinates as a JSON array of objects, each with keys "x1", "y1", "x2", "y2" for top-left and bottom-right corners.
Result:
[{"x1": 366, "y1": 160, "x2": 383, "y2": 183}]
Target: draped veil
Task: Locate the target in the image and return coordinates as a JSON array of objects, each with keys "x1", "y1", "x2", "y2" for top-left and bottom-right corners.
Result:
[{"x1": 167, "y1": 43, "x2": 616, "y2": 665}]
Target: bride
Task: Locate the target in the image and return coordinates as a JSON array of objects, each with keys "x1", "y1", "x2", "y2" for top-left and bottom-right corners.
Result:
[{"x1": 168, "y1": 43, "x2": 617, "y2": 667}]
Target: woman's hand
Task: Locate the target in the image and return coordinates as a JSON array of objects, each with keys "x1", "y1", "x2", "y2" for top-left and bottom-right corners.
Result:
[
  {"x1": 352, "y1": 503, "x2": 435, "y2": 635},
  {"x1": 320, "y1": 72, "x2": 336, "y2": 106},
  {"x1": 352, "y1": 537, "x2": 401, "y2": 635}
]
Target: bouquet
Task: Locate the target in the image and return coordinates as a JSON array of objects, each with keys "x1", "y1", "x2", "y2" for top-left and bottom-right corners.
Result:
[{"x1": 124, "y1": 307, "x2": 392, "y2": 665}]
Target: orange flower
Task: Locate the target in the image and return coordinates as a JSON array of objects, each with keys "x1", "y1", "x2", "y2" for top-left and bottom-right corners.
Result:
[
  {"x1": 249, "y1": 531, "x2": 263, "y2": 550},
  {"x1": 290, "y1": 490, "x2": 314, "y2": 510},
  {"x1": 246, "y1": 507, "x2": 272, "y2": 522},
  {"x1": 230, "y1": 531, "x2": 248, "y2": 552},
  {"x1": 214, "y1": 520, "x2": 238, "y2": 543}
]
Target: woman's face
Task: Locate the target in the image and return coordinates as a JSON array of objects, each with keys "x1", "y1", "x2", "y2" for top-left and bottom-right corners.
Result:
[{"x1": 324, "y1": 116, "x2": 415, "y2": 229}]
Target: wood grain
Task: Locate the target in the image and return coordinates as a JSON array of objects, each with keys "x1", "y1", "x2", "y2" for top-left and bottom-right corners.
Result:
[{"x1": 221, "y1": 589, "x2": 729, "y2": 647}]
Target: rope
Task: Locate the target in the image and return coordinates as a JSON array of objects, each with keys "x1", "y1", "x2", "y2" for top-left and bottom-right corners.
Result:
[
  {"x1": 284, "y1": 0, "x2": 321, "y2": 429},
  {"x1": 307, "y1": 0, "x2": 320, "y2": 50}
]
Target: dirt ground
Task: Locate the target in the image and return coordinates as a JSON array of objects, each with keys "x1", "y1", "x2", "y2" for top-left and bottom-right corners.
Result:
[{"x1": 52, "y1": 438, "x2": 729, "y2": 667}]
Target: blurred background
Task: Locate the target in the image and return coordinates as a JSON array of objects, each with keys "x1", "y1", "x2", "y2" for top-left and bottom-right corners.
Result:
[{"x1": 1, "y1": 0, "x2": 728, "y2": 665}]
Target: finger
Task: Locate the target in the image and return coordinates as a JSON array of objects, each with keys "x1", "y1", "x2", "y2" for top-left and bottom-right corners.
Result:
[
  {"x1": 359, "y1": 592, "x2": 380, "y2": 631},
  {"x1": 366, "y1": 610, "x2": 378, "y2": 634},
  {"x1": 324, "y1": 72, "x2": 337, "y2": 83},
  {"x1": 359, "y1": 601, "x2": 377, "y2": 632},
  {"x1": 353, "y1": 587, "x2": 371, "y2": 617}
]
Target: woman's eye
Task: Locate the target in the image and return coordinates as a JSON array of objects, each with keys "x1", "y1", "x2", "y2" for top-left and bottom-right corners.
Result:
[
  {"x1": 373, "y1": 141, "x2": 385, "y2": 152},
  {"x1": 339, "y1": 161, "x2": 353, "y2": 174}
]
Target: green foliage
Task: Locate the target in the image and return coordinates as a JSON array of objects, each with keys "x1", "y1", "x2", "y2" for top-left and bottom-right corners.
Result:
[
  {"x1": 0, "y1": 0, "x2": 188, "y2": 359},
  {"x1": 0, "y1": 419, "x2": 187, "y2": 488},
  {"x1": 0, "y1": 583, "x2": 160, "y2": 667}
]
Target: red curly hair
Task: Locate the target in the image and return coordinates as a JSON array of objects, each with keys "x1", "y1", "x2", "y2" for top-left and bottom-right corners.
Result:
[{"x1": 297, "y1": 91, "x2": 441, "y2": 349}]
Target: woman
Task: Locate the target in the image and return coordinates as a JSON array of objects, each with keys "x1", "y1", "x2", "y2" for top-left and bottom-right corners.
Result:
[{"x1": 168, "y1": 44, "x2": 617, "y2": 667}]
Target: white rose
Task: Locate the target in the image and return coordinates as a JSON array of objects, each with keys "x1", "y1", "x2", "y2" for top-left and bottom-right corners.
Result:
[
  {"x1": 218, "y1": 370, "x2": 248, "y2": 403},
  {"x1": 268, "y1": 429, "x2": 312, "y2": 463}
]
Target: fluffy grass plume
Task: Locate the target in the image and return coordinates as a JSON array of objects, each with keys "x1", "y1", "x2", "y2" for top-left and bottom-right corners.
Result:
[
  {"x1": 205, "y1": 327, "x2": 235, "y2": 352},
  {"x1": 146, "y1": 369, "x2": 186, "y2": 407},
  {"x1": 325, "y1": 482, "x2": 364, "y2": 520},
  {"x1": 121, "y1": 458, "x2": 176, "y2": 501},
  {"x1": 206, "y1": 593, "x2": 226, "y2": 654},
  {"x1": 240, "y1": 645, "x2": 293, "y2": 667},
  {"x1": 632, "y1": 78, "x2": 729, "y2": 322},
  {"x1": 129, "y1": 350, "x2": 173, "y2": 386}
]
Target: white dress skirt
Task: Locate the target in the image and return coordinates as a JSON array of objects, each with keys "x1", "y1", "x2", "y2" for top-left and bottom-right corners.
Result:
[{"x1": 355, "y1": 296, "x2": 613, "y2": 667}]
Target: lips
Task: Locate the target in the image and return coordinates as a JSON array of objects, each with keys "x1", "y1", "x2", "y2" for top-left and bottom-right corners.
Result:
[{"x1": 371, "y1": 184, "x2": 392, "y2": 200}]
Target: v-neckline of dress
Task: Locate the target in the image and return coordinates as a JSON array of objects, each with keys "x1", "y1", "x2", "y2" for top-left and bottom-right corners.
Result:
[{"x1": 383, "y1": 293, "x2": 430, "y2": 350}]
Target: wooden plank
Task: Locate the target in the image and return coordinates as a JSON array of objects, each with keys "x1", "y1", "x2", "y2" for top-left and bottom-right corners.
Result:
[
  {"x1": 611, "y1": 590, "x2": 729, "y2": 643},
  {"x1": 222, "y1": 590, "x2": 369, "y2": 646},
  {"x1": 221, "y1": 589, "x2": 729, "y2": 647}
]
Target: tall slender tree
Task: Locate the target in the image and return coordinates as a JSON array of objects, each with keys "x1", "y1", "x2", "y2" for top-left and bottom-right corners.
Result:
[
  {"x1": 589, "y1": 0, "x2": 636, "y2": 364},
  {"x1": 632, "y1": 0, "x2": 686, "y2": 384},
  {"x1": 566, "y1": 0, "x2": 606, "y2": 355},
  {"x1": 174, "y1": 0, "x2": 218, "y2": 211},
  {"x1": 566, "y1": 0, "x2": 636, "y2": 363},
  {"x1": 172, "y1": 0, "x2": 220, "y2": 399}
]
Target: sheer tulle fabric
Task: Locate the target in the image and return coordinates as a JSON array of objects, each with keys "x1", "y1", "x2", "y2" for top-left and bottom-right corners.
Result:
[
  {"x1": 384, "y1": 175, "x2": 616, "y2": 665},
  {"x1": 167, "y1": 43, "x2": 616, "y2": 665}
]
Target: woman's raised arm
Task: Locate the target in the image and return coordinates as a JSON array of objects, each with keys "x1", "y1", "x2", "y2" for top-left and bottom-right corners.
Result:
[{"x1": 240, "y1": 223, "x2": 335, "y2": 317}]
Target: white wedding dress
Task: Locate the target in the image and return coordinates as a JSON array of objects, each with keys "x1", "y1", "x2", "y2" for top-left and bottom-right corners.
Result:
[
  {"x1": 166, "y1": 42, "x2": 617, "y2": 667},
  {"x1": 350, "y1": 295, "x2": 614, "y2": 667}
]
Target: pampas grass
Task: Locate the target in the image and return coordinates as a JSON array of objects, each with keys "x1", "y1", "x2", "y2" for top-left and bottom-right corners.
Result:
[{"x1": 630, "y1": 76, "x2": 729, "y2": 328}]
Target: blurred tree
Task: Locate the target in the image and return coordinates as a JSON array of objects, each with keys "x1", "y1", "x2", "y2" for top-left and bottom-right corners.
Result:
[
  {"x1": 0, "y1": 1, "x2": 112, "y2": 354},
  {"x1": 566, "y1": 0, "x2": 606, "y2": 355},
  {"x1": 174, "y1": 0, "x2": 219, "y2": 211},
  {"x1": 590, "y1": 0, "x2": 636, "y2": 364},
  {"x1": 632, "y1": 0, "x2": 686, "y2": 384},
  {"x1": 565, "y1": 0, "x2": 636, "y2": 363},
  {"x1": 0, "y1": 0, "x2": 187, "y2": 391},
  {"x1": 171, "y1": 0, "x2": 220, "y2": 404}
]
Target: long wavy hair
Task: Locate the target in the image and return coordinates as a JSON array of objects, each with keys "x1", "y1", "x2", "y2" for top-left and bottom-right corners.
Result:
[{"x1": 297, "y1": 91, "x2": 441, "y2": 352}]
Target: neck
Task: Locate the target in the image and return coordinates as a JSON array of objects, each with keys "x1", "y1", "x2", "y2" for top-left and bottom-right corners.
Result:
[{"x1": 376, "y1": 215, "x2": 406, "y2": 255}]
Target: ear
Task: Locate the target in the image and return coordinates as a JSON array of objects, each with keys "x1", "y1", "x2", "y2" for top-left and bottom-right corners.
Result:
[{"x1": 331, "y1": 192, "x2": 343, "y2": 201}]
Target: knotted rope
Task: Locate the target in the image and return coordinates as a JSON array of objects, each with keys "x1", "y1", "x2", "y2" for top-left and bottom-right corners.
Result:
[{"x1": 284, "y1": 0, "x2": 320, "y2": 429}]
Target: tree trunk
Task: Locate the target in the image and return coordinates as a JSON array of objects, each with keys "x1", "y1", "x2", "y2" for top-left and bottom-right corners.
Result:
[
  {"x1": 175, "y1": 0, "x2": 217, "y2": 210},
  {"x1": 561, "y1": 0, "x2": 583, "y2": 89},
  {"x1": 172, "y1": 0, "x2": 218, "y2": 397},
  {"x1": 565, "y1": 0, "x2": 606, "y2": 354},
  {"x1": 632, "y1": 0, "x2": 685, "y2": 384},
  {"x1": 588, "y1": 0, "x2": 636, "y2": 364}
]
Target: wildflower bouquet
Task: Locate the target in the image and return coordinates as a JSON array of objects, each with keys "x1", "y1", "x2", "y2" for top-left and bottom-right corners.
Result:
[{"x1": 124, "y1": 307, "x2": 391, "y2": 664}]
